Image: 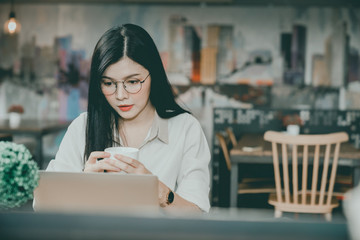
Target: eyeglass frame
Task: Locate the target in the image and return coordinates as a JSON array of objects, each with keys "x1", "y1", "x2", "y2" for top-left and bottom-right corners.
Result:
[{"x1": 100, "y1": 73, "x2": 150, "y2": 95}]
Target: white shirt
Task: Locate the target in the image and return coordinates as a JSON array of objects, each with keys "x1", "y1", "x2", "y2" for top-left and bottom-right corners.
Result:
[{"x1": 47, "y1": 112, "x2": 211, "y2": 212}]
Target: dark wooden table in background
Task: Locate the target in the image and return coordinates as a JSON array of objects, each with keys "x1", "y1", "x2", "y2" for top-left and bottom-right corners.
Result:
[
  {"x1": 0, "y1": 119, "x2": 71, "y2": 168},
  {"x1": 0, "y1": 133, "x2": 12, "y2": 141}
]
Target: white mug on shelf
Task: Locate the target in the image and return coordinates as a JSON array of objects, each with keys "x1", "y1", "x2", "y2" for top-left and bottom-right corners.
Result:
[
  {"x1": 9, "y1": 112, "x2": 21, "y2": 129},
  {"x1": 287, "y1": 124, "x2": 300, "y2": 136}
]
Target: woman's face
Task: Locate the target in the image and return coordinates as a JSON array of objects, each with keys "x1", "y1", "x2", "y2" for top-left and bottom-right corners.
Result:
[{"x1": 101, "y1": 57, "x2": 153, "y2": 122}]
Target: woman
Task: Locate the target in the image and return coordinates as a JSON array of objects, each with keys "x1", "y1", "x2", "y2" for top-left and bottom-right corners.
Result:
[{"x1": 47, "y1": 24, "x2": 210, "y2": 212}]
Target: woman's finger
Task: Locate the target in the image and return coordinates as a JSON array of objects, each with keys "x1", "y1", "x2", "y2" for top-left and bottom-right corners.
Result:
[
  {"x1": 102, "y1": 158, "x2": 132, "y2": 171},
  {"x1": 97, "y1": 160, "x2": 122, "y2": 172},
  {"x1": 85, "y1": 160, "x2": 121, "y2": 172},
  {"x1": 84, "y1": 152, "x2": 115, "y2": 173},
  {"x1": 109, "y1": 159, "x2": 136, "y2": 173},
  {"x1": 114, "y1": 154, "x2": 140, "y2": 168},
  {"x1": 87, "y1": 151, "x2": 111, "y2": 164},
  {"x1": 112, "y1": 155, "x2": 151, "y2": 174}
]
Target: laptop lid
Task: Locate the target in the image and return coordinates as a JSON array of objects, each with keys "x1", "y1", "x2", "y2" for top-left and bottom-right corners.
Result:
[{"x1": 33, "y1": 171, "x2": 159, "y2": 214}]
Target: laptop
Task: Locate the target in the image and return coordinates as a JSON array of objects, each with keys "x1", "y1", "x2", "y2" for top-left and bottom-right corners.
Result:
[{"x1": 33, "y1": 171, "x2": 159, "y2": 214}]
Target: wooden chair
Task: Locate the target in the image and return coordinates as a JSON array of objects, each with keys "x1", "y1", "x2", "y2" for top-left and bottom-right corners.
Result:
[
  {"x1": 264, "y1": 131, "x2": 349, "y2": 221},
  {"x1": 226, "y1": 127, "x2": 237, "y2": 147},
  {"x1": 216, "y1": 132, "x2": 275, "y2": 195}
]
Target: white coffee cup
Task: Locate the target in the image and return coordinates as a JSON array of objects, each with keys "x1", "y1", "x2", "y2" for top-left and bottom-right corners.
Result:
[
  {"x1": 287, "y1": 124, "x2": 300, "y2": 136},
  {"x1": 104, "y1": 147, "x2": 139, "y2": 160}
]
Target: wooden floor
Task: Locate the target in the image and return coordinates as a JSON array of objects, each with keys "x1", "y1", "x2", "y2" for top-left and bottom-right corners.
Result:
[
  {"x1": 210, "y1": 206, "x2": 347, "y2": 223},
  {"x1": 214, "y1": 193, "x2": 347, "y2": 223}
]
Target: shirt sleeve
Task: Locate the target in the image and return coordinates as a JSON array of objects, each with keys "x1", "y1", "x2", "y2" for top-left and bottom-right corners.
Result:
[
  {"x1": 46, "y1": 113, "x2": 87, "y2": 172},
  {"x1": 175, "y1": 114, "x2": 211, "y2": 212}
]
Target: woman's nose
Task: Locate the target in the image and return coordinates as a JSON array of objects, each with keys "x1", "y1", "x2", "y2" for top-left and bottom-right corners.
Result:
[{"x1": 115, "y1": 83, "x2": 129, "y2": 100}]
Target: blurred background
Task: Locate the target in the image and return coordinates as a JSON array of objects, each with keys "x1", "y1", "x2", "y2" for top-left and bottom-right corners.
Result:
[{"x1": 0, "y1": 0, "x2": 359, "y2": 209}]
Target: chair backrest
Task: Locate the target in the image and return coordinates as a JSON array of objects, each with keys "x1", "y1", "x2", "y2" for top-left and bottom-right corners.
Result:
[
  {"x1": 264, "y1": 131, "x2": 349, "y2": 207},
  {"x1": 226, "y1": 127, "x2": 237, "y2": 147},
  {"x1": 216, "y1": 133, "x2": 231, "y2": 171}
]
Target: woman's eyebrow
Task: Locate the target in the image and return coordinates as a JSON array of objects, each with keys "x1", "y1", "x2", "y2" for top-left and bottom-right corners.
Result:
[{"x1": 101, "y1": 73, "x2": 141, "y2": 80}]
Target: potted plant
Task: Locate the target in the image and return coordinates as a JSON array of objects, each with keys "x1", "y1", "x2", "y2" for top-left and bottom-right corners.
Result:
[
  {"x1": 7, "y1": 104, "x2": 24, "y2": 128},
  {"x1": 282, "y1": 113, "x2": 303, "y2": 135},
  {"x1": 0, "y1": 141, "x2": 39, "y2": 210}
]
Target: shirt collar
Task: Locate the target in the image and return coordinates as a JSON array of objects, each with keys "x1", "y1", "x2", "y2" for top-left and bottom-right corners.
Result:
[
  {"x1": 115, "y1": 111, "x2": 169, "y2": 147},
  {"x1": 147, "y1": 111, "x2": 169, "y2": 144}
]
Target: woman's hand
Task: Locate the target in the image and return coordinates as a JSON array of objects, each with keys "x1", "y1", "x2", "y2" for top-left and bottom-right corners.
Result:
[
  {"x1": 93, "y1": 154, "x2": 200, "y2": 211},
  {"x1": 113, "y1": 154, "x2": 152, "y2": 175},
  {"x1": 84, "y1": 151, "x2": 122, "y2": 173}
]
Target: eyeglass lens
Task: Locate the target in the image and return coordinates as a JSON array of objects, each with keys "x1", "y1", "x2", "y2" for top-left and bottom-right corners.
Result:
[{"x1": 101, "y1": 79, "x2": 142, "y2": 95}]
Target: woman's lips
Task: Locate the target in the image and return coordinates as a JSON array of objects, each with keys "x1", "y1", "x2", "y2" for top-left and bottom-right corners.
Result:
[{"x1": 118, "y1": 105, "x2": 133, "y2": 112}]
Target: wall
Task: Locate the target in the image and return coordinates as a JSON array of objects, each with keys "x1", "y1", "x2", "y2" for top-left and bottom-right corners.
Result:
[
  {"x1": 0, "y1": 3, "x2": 359, "y2": 143},
  {"x1": 0, "y1": 4, "x2": 359, "y2": 87}
]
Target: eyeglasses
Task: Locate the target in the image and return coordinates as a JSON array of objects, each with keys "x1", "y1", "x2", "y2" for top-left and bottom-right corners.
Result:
[{"x1": 101, "y1": 73, "x2": 150, "y2": 95}]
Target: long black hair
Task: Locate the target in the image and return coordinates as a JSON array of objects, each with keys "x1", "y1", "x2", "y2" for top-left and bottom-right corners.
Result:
[{"x1": 85, "y1": 23, "x2": 189, "y2": 161}]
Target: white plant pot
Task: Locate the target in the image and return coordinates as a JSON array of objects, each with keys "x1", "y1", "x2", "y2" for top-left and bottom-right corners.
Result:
[
  {"x1": 287, "y1": 124, "x2": 300, "y2": 151},
  {"x1": 9, "y1": 112, "x2": 21, "y2": 129},
  {"x1": 287, "y1": 124, "x2": 300, "y2": 136}
]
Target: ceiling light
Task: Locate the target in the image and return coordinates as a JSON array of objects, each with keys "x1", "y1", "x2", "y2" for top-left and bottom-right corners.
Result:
[{"x1": 4, "y1": 0, "x2": 21, "y2": 35}]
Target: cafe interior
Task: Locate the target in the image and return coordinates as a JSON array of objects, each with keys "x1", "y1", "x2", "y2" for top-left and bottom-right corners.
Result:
[{"x1": 0, "y1": 0, "x2": 360, "y2": 239}]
